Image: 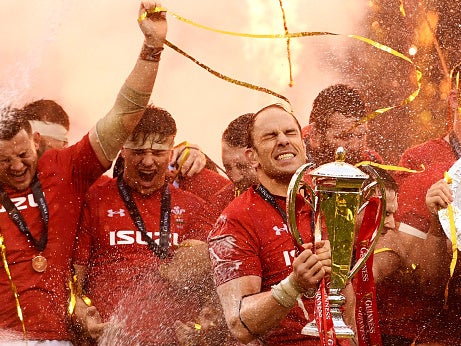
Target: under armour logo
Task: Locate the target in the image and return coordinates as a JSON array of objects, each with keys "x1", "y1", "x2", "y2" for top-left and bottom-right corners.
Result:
[
  {"x1": 273, "y1": 224, "x2": 288, "y2": 236},
  {"x1": 107, "y1": 209, "x2": 126, "y2": 217}
]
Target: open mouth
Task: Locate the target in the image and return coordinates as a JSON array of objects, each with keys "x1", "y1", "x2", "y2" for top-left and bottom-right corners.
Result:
[{"x1": 138, "y1": 171, "x2": 156, "y2": 181}]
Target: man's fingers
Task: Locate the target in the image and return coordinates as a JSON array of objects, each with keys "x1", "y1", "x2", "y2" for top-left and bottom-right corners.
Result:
[{"x1": 426, "y1": 179, "x2": 454, "y2": 214}]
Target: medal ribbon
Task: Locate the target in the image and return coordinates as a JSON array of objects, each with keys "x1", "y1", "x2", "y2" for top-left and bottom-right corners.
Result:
[
  {"x1": 0, "y1": 234, "x2": 27, "y2": 340},
  {"x1": 353, "y1": 197, "x2": 382, "y2": 346},
  {"x1": 256, "y1": 184, "x2": 336, "y2": 345},
  {"x1": 0, "y1": 174, "x2": 49, "y2": 252},
  {"x1": 117, "y1": 176, "x2": 171, "y2": 259},
  {"x1": 255, "y1": 185, "x2": 288, "y2": 221},
  {"x1": 255, "y1": 184, "x2": 302, "y2": 253}
]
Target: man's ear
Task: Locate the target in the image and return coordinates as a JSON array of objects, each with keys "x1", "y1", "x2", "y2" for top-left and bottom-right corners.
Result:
[
  {"x1": 32, "y1": 132, "x2": 40, "y2": 150},
  {"x1": 245, "y1": 147, "x2": 259, "y2": 169},
  {"x1": 308, "y1": 122, "x2": 320, "y2": 149}
]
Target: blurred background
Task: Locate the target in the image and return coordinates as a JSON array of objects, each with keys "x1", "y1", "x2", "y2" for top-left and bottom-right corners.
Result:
[{"x1": 0, "y1": 0, "x2": 459, "y2": 167}]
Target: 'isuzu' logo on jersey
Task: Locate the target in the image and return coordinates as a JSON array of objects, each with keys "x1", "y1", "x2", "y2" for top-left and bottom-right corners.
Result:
[
  {"x1": 0, "y1": 193, "x2": 39, "y2": 213},
  {"x1": 273, "y1": 223, "x2": 288, "y2": 236},
  {"x1": 109, "y1": 230, "x2": 179, "y2": 246},
  {"x1": 107, "y1": 209, "x2": 126, "y2": 217}
]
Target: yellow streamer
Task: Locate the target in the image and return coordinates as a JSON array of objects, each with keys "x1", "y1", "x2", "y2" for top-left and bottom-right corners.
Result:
[
  {"x1": 442, "y1": 172, "x2": 457, "y2": 308},
  {"x1": 144, "y1": 6, "x2": 421, "y2": 123},
  {"x1": 347, "y1": 35, "x2": 422, "y2": 128},
  {"x1": 164, "y1": 40, "x2": 292, "y2": 108},
  {"x1": 140, "y1": 7, "x2": 333, "y2": 39},
  {"x1": 355, "y1": 161, "x2": 425, "y2": 174},
  {"x1": 445, "y1": 172, "x2": 458, "y2": 271},
  {"x1": 277, "y1": 0, "x2": 294, "y2": 87},
  {"x1": 374, "y1": 247, "x2": 395, "y2": 255},
  {"x1": 68, "y1": 274, "x2": 93, "y2": 316},
  {"x1": 0, "y1": 235, "x2": 27, "y2": 340},
  {"x1": 455, "y1": 71, "x2": 459, "y2": 90},
  {"x1": 399, "y1": 0, "x2": 406, "y2": 17},
  {"x1": 446, "y1": 205, "x2": 457, "y2": 275},
  {"x1": 449, "y1": 63, "x2": 461, "y2": 84},
  {"x1": 174, "y1": 141, "x2": 191, "y2": 172},
  {"x1": 82, "y1": 295, "x2": 92, "y2": 306},
  {"x1": 449, "y1": 63, "x2": 461, "y2": 114},
  {"x1": 68, "y1": 277, "x2": 76, "y2": 315}
]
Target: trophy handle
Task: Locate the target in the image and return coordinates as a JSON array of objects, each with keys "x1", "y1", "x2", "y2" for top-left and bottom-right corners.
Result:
[
  {"x1": 347, "y1": 165, "x2": 386, "y2": 280},
  {"x1": 287, "y1": 163, "x2": 316, "y2": 245}
]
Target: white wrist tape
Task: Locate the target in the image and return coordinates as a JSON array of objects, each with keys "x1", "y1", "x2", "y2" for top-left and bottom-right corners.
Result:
[{"x1": 271, "y1": 276, "x2": 302, "y2": 308}]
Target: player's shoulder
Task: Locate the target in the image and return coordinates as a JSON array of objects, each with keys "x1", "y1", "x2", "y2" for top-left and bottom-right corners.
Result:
[
  {"x1": 169, "y1": 183, "x2": 209, "y2": 207},
  {"x1": 85, "y1": 175, "x2": 116, "y2": 199}
]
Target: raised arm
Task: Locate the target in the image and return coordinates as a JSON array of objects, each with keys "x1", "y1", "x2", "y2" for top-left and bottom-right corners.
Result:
[{"x1": 89, "y1": 1, "x2": 168, "y2": 168}]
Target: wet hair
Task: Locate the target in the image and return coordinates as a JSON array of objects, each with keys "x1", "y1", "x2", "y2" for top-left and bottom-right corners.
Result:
[
  {"x1": 248, "y1": 103, "x2": 302, "y2": 148},
  {"x1": 222, "y1": 113, "x2": 255, "y2": 148},
  {"x1": 309, "y1": 84, "x2": 366, "y2": 134},
  {"x1": 0, "y1": 106, "x2": 32, "y2": 140},
  {"x1": 128, "y1": 105, "x2": 177, "y2": 145},
  {"x1": 22, "y1": 99, "x2": 70, "y2": 131}
]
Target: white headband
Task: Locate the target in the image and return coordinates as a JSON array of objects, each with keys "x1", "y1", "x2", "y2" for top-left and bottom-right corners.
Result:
[{"x1": 29, "y1": 120, "x2": 68, "y2": 142}]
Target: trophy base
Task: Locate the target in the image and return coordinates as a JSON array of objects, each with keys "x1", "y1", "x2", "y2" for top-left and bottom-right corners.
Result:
[
  {"x1": 301, "y1": 319, "x2": 355, "y2": 339},
  {"x1": 301, "y1": 289, "x2": 355, "y2": 339}
]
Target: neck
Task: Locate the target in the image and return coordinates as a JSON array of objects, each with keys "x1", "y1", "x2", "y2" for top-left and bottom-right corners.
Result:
[{"x1": 258, "y1": 176, "x2": 289, "y2": 197}]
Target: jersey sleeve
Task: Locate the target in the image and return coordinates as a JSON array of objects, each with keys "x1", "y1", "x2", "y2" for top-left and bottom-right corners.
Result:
[
  {"x1": 41, "y1": 134, "x2": 106, "y2": 194},
  {"x1": 208, "y1": 211, "x2": 262, "y2": 287}
]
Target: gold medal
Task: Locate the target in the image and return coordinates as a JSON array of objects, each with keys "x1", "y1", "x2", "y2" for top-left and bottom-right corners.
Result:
[{"x1": 32, "y1": 255, "x2": 47, "y2": 272}]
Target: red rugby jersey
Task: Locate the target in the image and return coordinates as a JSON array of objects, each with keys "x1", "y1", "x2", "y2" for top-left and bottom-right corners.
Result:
[{"x1": 0, "y1": 134, "x2": 105, "y2": 340}]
